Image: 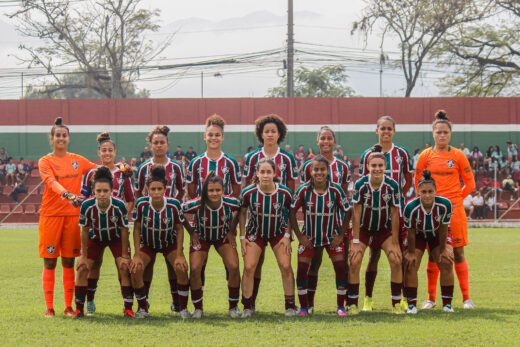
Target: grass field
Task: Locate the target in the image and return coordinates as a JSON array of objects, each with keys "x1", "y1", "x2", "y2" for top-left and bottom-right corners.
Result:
[{"x1": 1, "y1": 227, "x2": 519, "y2": 346}]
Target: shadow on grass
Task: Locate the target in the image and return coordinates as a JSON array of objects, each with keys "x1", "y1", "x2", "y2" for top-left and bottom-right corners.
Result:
[{"x1": 74, "y1": 307, "x2": 519, "y2": 327}]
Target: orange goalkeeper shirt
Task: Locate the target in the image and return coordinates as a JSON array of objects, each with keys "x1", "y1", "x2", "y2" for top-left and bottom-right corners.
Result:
[
  {"x1": 414, "y1": 146, "x2": 475, "y2": 204},
  {"x1": 39, "y1": 153, "x2": 97, "y2": 217}
]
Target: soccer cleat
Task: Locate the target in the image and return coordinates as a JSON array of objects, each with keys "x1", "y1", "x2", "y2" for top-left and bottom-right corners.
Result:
[
  {"x1": 285, "y1": 308, "x2": 297, "y2": 317},
  {"x1": 44, "y1": 308, "x2": 55, "y2": 318},
  {"x1": 347, "y1": 305, "x2": 360, "y2": 315},
  {"x1": 241, "y1": 309, "x2": 253, "y2": 318},
  {"x1": 170, "y1": 302, "x2": 180, "y2": 314},
  {"x1": 86, "y1": 301, "x2": 96, "y2": 316},
  {"x1": 298, "y1": 308, "x2": 309, "y2": 317},
  {"x1": 123, "y1": 309, "x2": 135, "y2": 318},
  {"x1": 191, "y1": 309, "x2": 203, "y2": 319},
  {"x1": 179, "y1": 309, "x2": 191, "y2": 319},
  {"x1": 362, "y1": 296, "x2": 373, "y2": 312},
  {"x1": 392, "y1": 304, "x2": 405, "y2": 314},
  {"x1": 407, "y1": 304, "x2": 418, "y2": 315},
  {"x1": 308, "y1": 306, "x2": 314, "y2": 315},
  {"x1": 63, "y1": 307, "x2": 74, "y2": 316},
  {"x1": 421, "y1": 300, "x2": 437, "y2": 310},
  {"x1": 72, "y1": 309, "x2": 84, "y2": 319},
  {"x1": 400, "y1": 298, "x2": 408, "y2": 311},
  {"x1": 228, "y1": 308, "x2": 240, "y2": 318},
  {"x1": 463, "y1": 300, "x2": 475, "y2": 309},
  {"x1": 442, "y1": 304, "x2": 455, "y2": 313},
  {"x1": 135, "y1": 307, "x2": 149, "y2": 319},
  {"x1": 337, "y1": 307, "x2": 347, "y2": 316}
]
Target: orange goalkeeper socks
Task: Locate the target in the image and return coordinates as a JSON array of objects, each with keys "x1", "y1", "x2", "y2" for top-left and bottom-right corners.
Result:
[
  {"x1": 454, "y1": 259, "x2": 470, "y2": 301},
  {"x1": 42, "y1": 268, "x2": 55, "y2": 309},
  {"x1": 426, "y1": 260, "x2": 439, "y2": 302},
  {"x1": 62, "y1": 267, "x2": 75, "y2": 308}
]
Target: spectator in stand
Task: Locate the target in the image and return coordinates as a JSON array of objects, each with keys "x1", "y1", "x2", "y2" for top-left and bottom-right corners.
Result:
[
  {"x1": 140, "y1": 146, "x2": 153, "y2": 163},
  {"x1": 460, "y1": 143, "x2": 470, "y2": 159},
  {"x1": 0, "y1": 159, "x2": 5, "y2": 185},
  {"x1": 284, "y1": 144, "x2": 293, "y2": 155},
  {"x1": 425, "y1": 143, "x2": 431, "y2": 149},
  {"x1": 185, "y1": 146, "x2": 197, "y2": 164},
  {"x1": 173, "y1": 146, "x2": 185, "y2": 163},
  {"x1": 0, "y1": 148, "x2": 8, "y2": 162},
  {"x1": 506, "y1": 140, "x2": 518, "y2": 163},
  {"x1": 412, "y1": 148, "x2": 420, "y2": 169},
  {"x1": 485, "y1": 191, "x2": 497, "y2": 219},
  {"x1": 17, "y1": 158, "x2": 29, "y2": 182},
  {"x1": 502, "y1": 175, "x2": 516, "y2": 200},
  {"x1": 294, "y1": 145, "x2": 306, "y2": 172},
  {"x1": 9, "y1": 172, "x2": 27, "y2": 203},
  {"x1": 307, "y1": 147, "x2": 316, "y2": 160},
  {"x1": 244, "y1": 146, "x2": 254, "y2": 161},
  {"x1": 492, "y1": 145, "x2": 504, "y2": 163},
  {"x1": 484, "y1": 146, "x2": 494, "y2": 169},
  {"x1": 333, "y1": 145, "x2": 343, "y2": 159},
  {"x1": 469, "y1": 146, "x2": 483, "y2": 170},
  {"x1": 5, "y1": 158, "x2": 16, "y2": 186},
  {"x1": 472, "y1": 191, "x2": 485, "y2": 219},
  {"x1": 129, "y1": 158, "x2": 138, "y2": 179},
  {"x1": 463, "y1": 192, "x2": 474, "y2": 220}
]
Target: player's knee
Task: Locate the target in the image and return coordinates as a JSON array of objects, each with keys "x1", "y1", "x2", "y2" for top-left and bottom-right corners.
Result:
[
  {"x1": 227, "y1": 261, "x2": 240, "y2": 275},
  {"x1": 388, "y1": 253, "x2": 402, "y2": 268},
  {"x1": 243, "y1": 261, "x2": 257, "y2": 275},
  {"x1": 279, "y1": 262, "x2": 294, "y2": 277}
]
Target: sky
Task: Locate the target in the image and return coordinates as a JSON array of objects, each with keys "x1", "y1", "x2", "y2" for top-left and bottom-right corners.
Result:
[{"x1": 0, "y1": 0, "x2": 444, "y2": 99}]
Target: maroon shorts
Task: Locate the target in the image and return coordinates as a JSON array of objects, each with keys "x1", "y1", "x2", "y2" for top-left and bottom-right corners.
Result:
[
  {"x1": 344, "y1": 226, "x2": 353, "y2": 242},
  {"x1": 360, "y1": 228, "x2": 393, "y2": 250},
  {"x1": 190, "y1": 238, "x2": 229, "y2": 253},
  {"x1": 86, "y1": 238, "x2": 129, "y2": 260},
  {"x1": 139, "y1": 242, "x2": 178, "y2": 260},
  {"x1": 298, "y1": 242, "x2": 345, "y2": 258},
  {"x1": 247, "y1": 233, "x2": 286, "y2": 250},
  {"x1": 415, "y1": 228, "x2": 453, "y2": 252}
]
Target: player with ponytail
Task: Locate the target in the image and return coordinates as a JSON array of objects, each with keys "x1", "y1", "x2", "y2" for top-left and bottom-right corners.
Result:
[
  {"x1": 415, "y1": 110, "x2": 475, "y2": 309},
  {"x1": 403, "y1": 169, "x2": 455, "y2": 314},
  {"x1": 38, "y1": 117, "x2": 97, "y2": 317},
  {"x1": 73, "y1": 167, "x2": 132, "y2": 318}
]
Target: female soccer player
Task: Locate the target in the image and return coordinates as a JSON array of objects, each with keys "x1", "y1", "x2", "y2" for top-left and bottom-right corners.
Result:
[
  {"x1": 238, "y1": 158, "x2": 296, "y2": 318},
  {"x1": 130, "y1": 165, "x2": 189, "y2": 318},
  {"x1": 135, "y1": 126, "x2": 184, "y2": 313},
  {"x1": 415, "y1": 110, "x2": 476, "y2": 309},
  {"x1": 38, "y1": 117, "x2": 97, "y2": 317},
  {"x1": 73, "y1": 167, "x2": 132, "y2": 318},
  {"x1": 347, "y1": 145, "x2": 404, "y2": 314},
  {"x1": 291, "y1": 155, "x2": 350, "y2": 316},
  {"x1": 358, "y1": 116, "x2": 412, "y2": 311},
  {"x1": 80, "y1": 131, "x2": 135, "y2": 315},
  {"x1": 403, "y1": 170, "x2": 455, "y2": 314},
  {"x1": 242, "y1": 114, "x2": 297, "y2": 310},
  {"x1": 300, "y1": 126, "x2": 351, "y2": 312},
  {"x1": 182, "y1": 172, "x2": 241, "y2": 318}
]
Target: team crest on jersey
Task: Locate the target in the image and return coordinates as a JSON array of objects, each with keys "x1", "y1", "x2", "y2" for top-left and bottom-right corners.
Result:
[
  {"x1": 327, "y1": 201, "x2": 335, "y2": 209},
  {"x1": 395, "y1": 157, "x2": 402, "y2": 165},
  {"x1": 335, "y1": 171, "x2": 341, "y2": 178},
  {"x1": 273, "y1": 202, "x2": 281, "y2": 211},
  {"x1": 447, "y1": 159, "x2": 455, "y2": 168},
  {"x1": 117, "y1": 178, "x2": 124, "y2": 186},
  {"x1": 163, "y1": 217, "x2": 171, "y2": 225},
  {"x1": 221, "y1": 215, "x2": 228, "y2": 223},
  {"x1": 248, "y1": 234, "x2": 257, "y2": 242},
  {"x1": 221, "y1": 166, "x2": 229, "y2": 175},
  {"x1": 110, "y1": 216, "x2": 119, "y2": 223},
  {"x1": 47, "y1": 245, "x2": 56, "y2": 254},
  {"x1": 341, "y1": 197, "x2": 349, "y2": 206},
  {"x1": 435, "y1": 215, "x2": 442, "y2": 223},
  {"x1": 278, "y1": 163, "x2": 286, "y2": 172},
  {"x1": 169, "y1": 172, "x2": 176, "y2": 180},
  {"x1": 71, "y1": 161, "x2": 79, "y2": 170},
  {"x1": 197, "y1": 166, "x2": 204, "y2": 174},
  {"x1": 382, "y1": 193, "x2": 391, "y2": 202},
  {"x1": 363, "y1": 192, "x2": 371, "y2": 201},
  {"x1": 298, "y1": 245, "x2": 305, "y2": 254}
]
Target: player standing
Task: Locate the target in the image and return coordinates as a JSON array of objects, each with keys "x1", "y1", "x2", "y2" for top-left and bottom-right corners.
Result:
[
  {"x1": 130, "y1": 165, "x2": 189, "y2": 318},
  {"x1": 135, "y1": 126, "x2": 184, "y2": 313},
  {"x1": 403, "y1": 170, "x2": 455, "y2": 314},
  {"x1": 238, "y1": 158, "x2": 296, "y2": 318},
  {"x1": 80, "y1": 131, "x2": 135, "y2": 315},
  {"x1": 415, "y1": 110, "x2": 476, "y2": 309},
  {"x1": 38, "y1": 117, "x2": 97, "y2": 317},
  {"x1": 347, "y1": 145, "x2": 404, "y2": 314},
  {"x1": 358, "y1": 116, "x2": 412, "y2": 311},
  {"x1": 242, "y1": 114, "x2": 297, "y2": 311},
  {"x1": 291, "y1": 155, "x2": 350, "y2": 316},
  {"x1": 182, "y1": 172, "x2": 241, "y2": 318},
  {"x1": 73, "y1": 167, "x2": 132, "y2": 318}
]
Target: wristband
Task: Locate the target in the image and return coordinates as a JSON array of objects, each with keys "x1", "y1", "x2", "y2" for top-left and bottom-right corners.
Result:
[
  {"x1": 61, "y1": 191, "x2": 70, "y2": 199},
  {"x1": 284, "y1": 232, "x2": 291, "y2": 239},
  {"x1": 239, "y1": 236, "x2": 246, "y2": 240},
  {"x1": 352, "y1": 238, "x2": 360, "y2": 244}
]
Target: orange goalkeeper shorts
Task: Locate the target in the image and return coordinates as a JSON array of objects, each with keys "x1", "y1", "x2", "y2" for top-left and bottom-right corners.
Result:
[
  {"x1": 39, "y1": 215, "x2": 81, "y2": 258},
  {"x1": 450, "y1": 201, "x2": 468, "y2": 248}
]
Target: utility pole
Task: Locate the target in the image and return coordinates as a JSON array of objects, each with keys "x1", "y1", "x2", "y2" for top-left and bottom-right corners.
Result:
[
  {"x1": 287, "y1": 0, "x2": 294, "y2": 97},
  {"x1": 21, "y1": 72, "x2": 24, "y2": 99},
  {"x1": 379, "y1": 49, "x2": 385, "y2": 97}
]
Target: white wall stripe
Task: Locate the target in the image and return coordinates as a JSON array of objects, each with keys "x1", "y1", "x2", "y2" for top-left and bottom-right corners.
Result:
[{"x1": 0, "y1": 124, "x2": 518, "y2": 133}]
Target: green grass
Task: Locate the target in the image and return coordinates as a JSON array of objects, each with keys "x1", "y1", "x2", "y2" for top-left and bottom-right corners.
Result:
[{"x1": 1, "y1": 228, "x2": 519, "y2": 346}]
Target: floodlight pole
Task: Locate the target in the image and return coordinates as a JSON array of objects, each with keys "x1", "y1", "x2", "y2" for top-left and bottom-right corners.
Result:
[{"x1": 287, "y1": 0, "x2": 294, "y2": 97}]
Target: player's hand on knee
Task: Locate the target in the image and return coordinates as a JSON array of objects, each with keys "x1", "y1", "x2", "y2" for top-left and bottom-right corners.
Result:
[
  {"x1": 226, "y1": 232, "x2": 237, "y2": 249},
  {"x1": 404, "y1": 250, "x2": 416, "y2": 269},
  {"x1": 119, "y1": 257, "x2": 131, "y2": 272},
  {"x1": 299, "y1": 235, "x2": 313, "y2": 249},
  {"x1": 174, "y1": 255, "x2": 188, "y2": 272},
  {"x1": 76, "y1": 255, "x2": 87, "y2": 272},
  {"x1": 130, "y1": 255, "x2": 144, "y2": 273}
]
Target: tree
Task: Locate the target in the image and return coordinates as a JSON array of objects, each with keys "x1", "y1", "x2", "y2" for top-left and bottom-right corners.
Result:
[
  {"x1": 267, "y1": 65, "x2": 355, "y2": 97},
  {"x1": 9, "y1": 0, "x2": 171, "y2": 98},
  {"x1": 352, "y1": 0, "x2": 491, "y2": 97},
  {"x1": 24, "y1": 72, "x2": 149, "y2": 99},
  {"x1": 434, "y1": 1, "x2": 520, "y2": 96}
]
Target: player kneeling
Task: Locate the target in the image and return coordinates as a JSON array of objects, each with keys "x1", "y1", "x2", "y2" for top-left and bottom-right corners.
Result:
[
  {"x1": 404, "y1": 170, "x2": 455, "y2": 314},
  {"x1": 182, "y1": 172, "x2": 241, "y2": 319},
  {"x1": 290, "y1": 155, "x2": 350, "y2": 316},
  {"x1": 348, "y1": 145, "x2": 404, "y2": 314},
  {"x1": 130, "y1": 165, "x2": 190, "y2": 319},
  {"x1": 73, "y1": 167, "x2": 132, "y2": 318}
]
